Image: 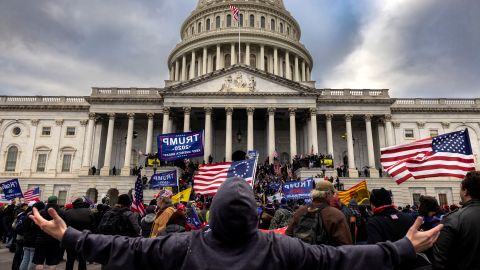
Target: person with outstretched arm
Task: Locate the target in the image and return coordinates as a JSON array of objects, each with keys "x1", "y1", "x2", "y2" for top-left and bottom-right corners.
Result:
[{"x1": 30, "y1": 177, "x2": 442, "y2": 270}]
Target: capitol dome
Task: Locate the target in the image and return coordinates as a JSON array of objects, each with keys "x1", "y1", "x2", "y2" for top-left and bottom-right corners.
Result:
[{"x1": 167, "y1": 0, "x2": 313, "y2": 83}]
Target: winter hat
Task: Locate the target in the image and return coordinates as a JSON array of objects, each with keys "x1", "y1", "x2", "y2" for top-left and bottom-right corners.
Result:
[
  {"x1": 118, "y1": 194, "x2": 132, "y2": 207},
  {"x1": 177, "y1": 203, "x2": 186, "y2": 212},
  {"x1": 315, "y1": 180, "x2": 337, "y2": 193},
  {"x1": 419, "y1": 195, "x2": 440, "y2": 214},
  {"x1": 32, "y1": 201, "x2": 46, "y2": 211},
  {"x1": 146, "y1": 205, "x2": 156, "y2": 214},
  {"x1": 47, "y1": 196, "x2": 58, "y2": 204},
  {"x1": 369, "y1": 188, "x2": 392, "y2": 207},
  {"x1": 64, "y1": 203, "x2": 73, "y2": 210}
]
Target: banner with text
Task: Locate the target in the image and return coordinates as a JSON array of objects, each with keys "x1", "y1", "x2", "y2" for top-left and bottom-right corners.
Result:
[
  {"x1": 157, "y1": 130, "x2": 204, "y2": 161},
  {"x1": 150, "y1": 170, "x2": 178, "y2": 188},
  {"x1": 0, "y1": 179, "x2": 23, "y2": 200},
  {"x1": 282, "y1": 178, "x2": 314, "y2": 201}
]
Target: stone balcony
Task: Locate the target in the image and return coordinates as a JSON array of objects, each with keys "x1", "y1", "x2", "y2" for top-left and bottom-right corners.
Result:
[
  {"x1": 392, "y1": 98, "x2": 480, "y2": 112},
  {"x1": 0, "y1": 95, "x2": 89, "y2": 111}
]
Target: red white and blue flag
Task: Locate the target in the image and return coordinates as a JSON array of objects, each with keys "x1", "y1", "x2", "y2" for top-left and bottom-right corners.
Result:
[
  {"x1": 194, "y1": 158, "x2": 256, "y2": 196},
  {"x1": 230, "y1": 4, "x2": 239, "y2": 21},
  {"x1": 23, "y1": 187, "x2": 41, "y2": 203},
  {"x1": 131, "y1": 175, "x2": 145, "y2": 216},
  {"x1": 381, "y1": 129, "x2": 476, "y2": 184}
]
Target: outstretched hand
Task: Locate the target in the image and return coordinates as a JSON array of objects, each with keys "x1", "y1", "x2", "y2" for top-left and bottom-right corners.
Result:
[
  {"x1": 406, "y1": 217, "x2": 443, "y2": 253},
  {"x1": 30, "y1": 207, "x2": 67, "y2": 241}
]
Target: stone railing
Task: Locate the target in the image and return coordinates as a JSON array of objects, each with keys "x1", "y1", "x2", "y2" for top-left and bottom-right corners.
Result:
[
  {"x1": 91, "y1": 88, "x2": 162, "y2": 97},
  {"x1": 0, "y1": 96, "x2": 88, "y2": 104},
  {"x1": 394, "y1": 98, "x2": 480, "y2": 106},
  {"x1": 320, "y1": 89, "x2": 390, "y2": 98}
]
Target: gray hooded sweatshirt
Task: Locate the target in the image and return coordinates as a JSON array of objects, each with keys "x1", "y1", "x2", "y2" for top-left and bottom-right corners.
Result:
[{"x1": 62, "y1": 177, "x2": 416, "y2": 270}]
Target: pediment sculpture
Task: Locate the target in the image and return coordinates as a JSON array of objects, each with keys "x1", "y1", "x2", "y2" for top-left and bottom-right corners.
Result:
[{"x1": 220, "y1": 72, "x2": 256, "y2": 93}]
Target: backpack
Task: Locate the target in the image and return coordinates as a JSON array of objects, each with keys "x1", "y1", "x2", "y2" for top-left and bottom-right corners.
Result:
[
  {"x1": 293, "y1": 204, "x2": 329, "y2": 245},
  {"x1": 97, "y1": 208, "x2": 135, "y2": 236}
]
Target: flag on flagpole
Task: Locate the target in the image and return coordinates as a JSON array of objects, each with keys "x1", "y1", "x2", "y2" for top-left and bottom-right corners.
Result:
[
  {"x1": 337, "y1": 181, "x2": 370, "y2": 205},
  {"x1": 131, "y1": 175, "x2": 145, "y2": 216},
  {"x1": 229, "y1": 4, "x2": 239, "y2": 21},
  {"x1": 194, "y1": 158, "x2": 256, "y2": 196},
  {"x1": 171, "y1": 187, "x2": 192, "y2": 204},
  {"x1": 381, "y1": 129, "x2": 476, "y2": 184},
  {"x1": 23, "y1": 187, "x2": 41, "y2": 203}
]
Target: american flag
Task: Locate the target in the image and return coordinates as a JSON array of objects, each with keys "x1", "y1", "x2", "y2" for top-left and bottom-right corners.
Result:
[
  {"x1": 194, "y1": 158, "x2": 256, "y2": 196},
  {"x1": 381, "y1": 129, "x2": 476, "y2": 184},
  {"x1": 131, "y1": 175, "x2": 145, "y2": 216},
  {"x1": 23, "y1": 187, "x2": 41, "y2": 203},
  {"x1": 230, "y1": 4, "x2": 239, "y2": 21}
]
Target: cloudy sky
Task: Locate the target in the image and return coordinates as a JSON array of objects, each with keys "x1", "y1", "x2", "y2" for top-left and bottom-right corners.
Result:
[{"x1": 0, "y1": 0, "x2": 478, "y2": 97}]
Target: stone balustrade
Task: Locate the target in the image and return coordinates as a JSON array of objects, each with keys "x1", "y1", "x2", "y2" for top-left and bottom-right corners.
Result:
[
  {"x1": 320, "y1": 89, "x2": 390, "y2": 98},
  {"x1": 394, "y1": 98, "x2": 480, "y2": 106},
  {"x1": 0, "y1": 96, "x2": 87, "y2": 104}
]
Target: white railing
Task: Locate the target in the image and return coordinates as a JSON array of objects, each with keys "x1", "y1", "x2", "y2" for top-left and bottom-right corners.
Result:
[
  {"x1": 91, "y1": 88, "x2": 161, "y2": 96},
  {"x1": 320, "y1": 89, "x2": 390, "y2": 97},
  {"x1": 395, "y1": 99, "x2": 479, "y2": 106},
  {"x1": 1, "y1": 96, "x2": 86, "y2": 104}
]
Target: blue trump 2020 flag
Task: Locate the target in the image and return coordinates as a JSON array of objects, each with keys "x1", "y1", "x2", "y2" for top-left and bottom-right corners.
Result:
[
  {"x1": 157, "y1": 130, "x2": 204, "y2": 161},
  {"x1": 0, "y1": 178, "x2": 23, "y2": 200},
  {"x1": 150, "y1": 170, "x2": 177, "y2": 188},
  {"x1": 282, "y1": 178, "x2": 314, "y2": 201}
]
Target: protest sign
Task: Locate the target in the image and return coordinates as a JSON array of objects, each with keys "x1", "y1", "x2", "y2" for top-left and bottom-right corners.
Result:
[{"x1": 157, "y1": 130, "x2": 204, "y2": 161}]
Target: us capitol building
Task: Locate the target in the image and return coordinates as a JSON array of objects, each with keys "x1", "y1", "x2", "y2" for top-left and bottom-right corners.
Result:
[{"x1": 1, "y1": 0, "x2": 479, "y2": 206}]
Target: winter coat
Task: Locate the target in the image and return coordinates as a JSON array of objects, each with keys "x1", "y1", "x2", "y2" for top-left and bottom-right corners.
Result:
[
  {"x1": 22, "y1": 211, "x2": 37, "y2": 248},
  {"x1": 35, "y1": 203, "x2": 63, "y2": 247},
  {"x1": 61, "y1": 177, "x2": 417, "y2": 270},
  {"x1": 269, "y1": 207, "x2": 292, "y2": 230},
  {"x1": 433, "y1": 199, "x2": 480, "y2": 270},
  {"x1": 140, "y1": 213, "x2": 155, "y2": 238},
  {"x1": 366, "y1": 207, "x2": 414, "y2": 245},
  {"x1": 149, "y1": 205, "x2": 175, "y2": 238},
  {"x1": 157, "y1": 224, "x2": 186, "y2": 236}
]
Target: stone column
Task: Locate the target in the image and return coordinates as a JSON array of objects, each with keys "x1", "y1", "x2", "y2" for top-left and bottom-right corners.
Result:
[
  {"x1": 168, "y1": 115, "x2": 174, "y2": 133},
  {"x1": 285, "y1": 51, "x2": 291, "y2": 80},
  {"x1": 301, "y1": 61, "x2": 306, "y2": 81},
  {"x1": 216, "y1": 45, "x2": 221, "y2": 70},
  {"x1": 307, "y1": 115, "x2": 312, "y2": 154},
  {"x1": 121, "y1": 113, "x2": 135, "y2": 176},
  {"x1": 245, "y1": 43, "x2": 250, "y2": 66},
  {"x1": 225, "y1": 107, "x2": 233, "y2": 162},
  {"x1": 289, "y1": 108, "x2": 297, "y2": 161},
  {"x1": 100, "y1": 113, "x2": 115, "y2": 176},
  {"x1": 230, "y1": 43, "x2": 236, "y2": 65},
  {"x1": 273, "y1": 47, "x2": 279, "y2": 75},
  {"x1": 169, "y1": 66, "x2": 174, "y2": 80},
  {"x1": 183, "y1": 107, "x2": 191, "y2": 132},
  {"x1": 294, "y1": 56, "x2": 299, "y2": 82},
  {"x1": 384, "y1": 114, "x2": 394, "y2": 147},
  {"x1": 190, "y1": 51, "x2": 196, "y2": 79},
  {"x1": 146, "y1": 113, "x2": 154, "y2": 155},
  {"x1": 326, "y1": 114, "x2": 334, "y2": 157},
  {"x1": 174, "y1": 59, "x2": 180, "y2": 81},
  {"x1": 260, "y1": 45, "x2": 265, "y2": 70},
  {"x1": 202, "y1": 47, "x2": 208, "y2": 75},
  {"x1": 207, "y1": 53, "x2": 213, "y2": 73},
  {"x1": 162, "y1": 107, "x2": 170, "y2": 134},
  {"x1": 204, "y1": 107, "x2": 213, "y2": 163},
  {"x1": 365, "y1": 114, "x2": 379, "y2": 177},
  {"x1": 197, "y1": 56, "x2": 202, "y2": 76},
  {"x1": 310, "y1": 108, "x2": 318, "y2": 155},
  {"x1": 306, "y1": 66, "x2": 311, "y2": 81},
  {"x1": 268, "y1": 107, "x2": 276, "y2": 162},
  {"x1": 345, "y1": 114, "x2": 358, "y2": 177},
  {"x1": 80, "y1": 113, "x2": 96, "y2": 174},
  {"x1": 181, "y1": 55, "x2": 187, "y2": 81},
  {"x1": 247, "y1": 107, "x2": 254, "y2": 151},
  {"x1": 279, "y1": 56, "x2": 284, "y2": 77}
]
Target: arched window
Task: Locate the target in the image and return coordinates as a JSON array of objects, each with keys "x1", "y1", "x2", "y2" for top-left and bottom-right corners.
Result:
[
  {"x1": 250, "y1": 54, "x2": 257, "y2": 67},
  {"x1": 280, "y1": 23, "x2": 284, "y2": 33},
  {"x1": 250, "y1": 15, "x2": 255, "y2": 27},
  {"x1": 216, "y1": 16, "x2": 221, "y2": 28},
  {"x1": 261, "y1": 16, "x2": 265, "y2": 28},
  {"x1": 206, "y1": 19, "x2": 211, "y2": 31},
  {"x1": 225, "y1": 54, "x2": 231, "y2": 67},
  {"x1": 287, "y1": 26, "x2": 290, "y2": 35},
  {"x1": 5, "y1": 146, "x2": 18, "y2": 171},
  {"x1": 239, "y1": 14, "x2": 244, "y2": 27},
  {"x1": 191, "y1": 26, "x2": 194, "y2": 35},
  {"x1": 198, "y1": 22, "x2": 202, "y2": 33},
  {"x1": 271, "y1": 19, "x2": 275, "y2": 31},
  {"x1": 227, "y1": 14, "x2": 232, "y2": 27}
]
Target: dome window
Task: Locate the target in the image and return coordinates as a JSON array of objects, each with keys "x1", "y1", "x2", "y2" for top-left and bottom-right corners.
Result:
[
  {"x1": 206, "y1": 19, "x2": 211, "y2": 31},
  {"x1": 261, "y1": 16, "x2": 265, "y2": 28},
  {"x1": 216, "y1": 16, "x2": 220, "y2": 28},
  {"x1": 198, "y1": 22, "x2": 202, "y2": 33},
  {"x1": 249, "y1": 15, "x2": 255, "y2": 27},
  {"x1": 227, "y1": 14, "x2": 232, "y2": 27},
  {"x1": 280, "y1": 23, "x2": 284, "y2": 33},
  {"x1": 271, "y1": 19, "x2": 276, "y2": 31}
]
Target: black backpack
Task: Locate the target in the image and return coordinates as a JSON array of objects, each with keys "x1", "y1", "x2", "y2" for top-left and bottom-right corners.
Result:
[
  {"x1": 97, "y1": 208, "x2": 135, "y2": 236},
  {"x1": 293, "y1": 204, "x2": 329, "y2": 245}
]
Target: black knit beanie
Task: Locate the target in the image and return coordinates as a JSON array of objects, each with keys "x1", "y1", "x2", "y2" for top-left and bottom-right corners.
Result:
[{"x1": 369, "y1": 188, "x2": 392, "y2": 207}]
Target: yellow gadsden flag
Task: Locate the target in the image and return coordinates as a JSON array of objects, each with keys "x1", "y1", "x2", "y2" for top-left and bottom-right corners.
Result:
[
  {"x1": 171, "y1": 187, "x2": 192, "y2": 204},
  {"x1": 338, "y1": 181, "x2": 370, "y2": 205}
]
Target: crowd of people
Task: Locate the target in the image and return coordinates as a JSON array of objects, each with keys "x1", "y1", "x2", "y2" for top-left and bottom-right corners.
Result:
[{"x1": 2, "y1": 163, "x2": 480, "y2": 269}]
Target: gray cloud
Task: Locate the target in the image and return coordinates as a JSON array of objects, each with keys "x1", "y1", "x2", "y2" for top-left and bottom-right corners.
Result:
[{"x1": 0, "y1": 0, "x2": 478, "y2": 98}]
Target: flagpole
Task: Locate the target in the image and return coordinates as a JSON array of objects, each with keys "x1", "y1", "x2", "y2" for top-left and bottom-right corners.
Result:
[{"x1": 238, "y1": 18, "x2": 241, "y2": 65}]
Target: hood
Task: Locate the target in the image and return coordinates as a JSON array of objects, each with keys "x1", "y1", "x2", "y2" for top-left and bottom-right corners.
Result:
[{"x1": 209, "y1": 177, "x2": 258, "y2": 244}]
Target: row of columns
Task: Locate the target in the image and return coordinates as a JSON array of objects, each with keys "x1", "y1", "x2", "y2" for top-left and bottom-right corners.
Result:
[
  {"x1": 170, "y1": 44, "x2": 312, "y2": 82},
  {"x1": 82, "y1": 110, "x2": 393, "y2": 178}
]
